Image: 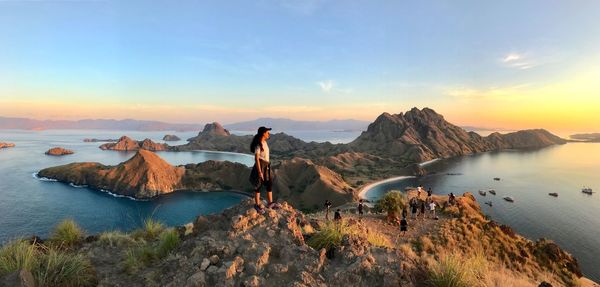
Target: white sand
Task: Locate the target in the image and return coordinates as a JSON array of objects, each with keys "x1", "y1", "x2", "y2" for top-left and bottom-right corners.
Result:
[{"x1": 358, "y1": 176, "x2": 415, "y2": 199}]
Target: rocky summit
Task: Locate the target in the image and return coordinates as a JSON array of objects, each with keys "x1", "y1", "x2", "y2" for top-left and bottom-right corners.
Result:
[
  {"x1": 99, "y1": 136, "x2": 169, "y2": 151},
  {"x1": 38, "y1": 150, "x2": 186, "y2": 198},
  {"x1": 349, "y1": 108, "x2": 566, "y2": 162}
]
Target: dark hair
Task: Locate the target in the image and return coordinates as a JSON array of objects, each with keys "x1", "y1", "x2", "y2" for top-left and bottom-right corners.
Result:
[{"x1": 250, "y1": 132, "x2": 265, "y2": 153}]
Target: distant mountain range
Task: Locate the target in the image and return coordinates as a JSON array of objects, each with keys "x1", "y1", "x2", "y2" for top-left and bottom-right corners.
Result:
[
  {"x1": 0, "y1": 117, "x2": 204, "y2": 131},
  {"x1": 0, "y1": 116, "x2": 371, "y2": 132},
  {"x1": 224, "y1": 118, "x2": 370, "y2": 131},
  {"x1": 570, "y1": 133, "x2": 600, "y2": 142}
]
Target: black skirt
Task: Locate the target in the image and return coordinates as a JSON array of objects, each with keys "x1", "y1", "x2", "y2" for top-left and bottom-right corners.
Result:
[{"x1": 249, "y1": 159, "x2": 273, "y2": 191}]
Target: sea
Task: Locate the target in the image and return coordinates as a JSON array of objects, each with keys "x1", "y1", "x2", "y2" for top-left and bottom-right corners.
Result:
[
  {"x1": 364, "y1": 142, "x2": 600, "y2": 281},
  {"x1": 1, "y1": 128, "x2": 599, "y2": 281}
]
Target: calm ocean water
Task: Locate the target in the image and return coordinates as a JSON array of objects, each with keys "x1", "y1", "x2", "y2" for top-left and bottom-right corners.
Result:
[{"x1": 364, "y1": 143, "x2": 600, "y2": 281}]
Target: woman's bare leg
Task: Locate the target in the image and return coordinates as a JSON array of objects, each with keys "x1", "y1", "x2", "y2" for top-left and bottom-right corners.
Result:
[
  {"x1": 267, "y1": 190, "x2": 273, "y2": 204},
  {"x1": 255, "y1": 191, "x2": 261, "y2": 206}
]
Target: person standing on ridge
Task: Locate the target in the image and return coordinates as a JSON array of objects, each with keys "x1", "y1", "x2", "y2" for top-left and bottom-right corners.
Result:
[
  {"x1": 325, "y1": 200, "x2": 332, "y2": 220},
  {"x1": 334, "y1": 209, "x2": 342, "y2": 221},
  {"x1": 358, "y1": 199, "x2": 364, "y2": 217},
  {"x1": 249, "y1": 126, "x2": 278, "y2": 213}
]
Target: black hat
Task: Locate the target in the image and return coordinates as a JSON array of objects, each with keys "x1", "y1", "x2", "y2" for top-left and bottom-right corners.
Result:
[{"x1": 257, "y1": 126, "x2": 272, "y2": 134}]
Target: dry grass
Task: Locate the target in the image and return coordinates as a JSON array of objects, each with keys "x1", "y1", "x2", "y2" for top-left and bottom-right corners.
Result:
[
  {"x1": 0, "y1": 239, "x2": 96, "y2": 287},
  {"x1": 307, "y1": 219, "x2": 391, "y2": 250},
  {"x1": 49, "y1": 219, "x2": 85, "y2": 248},
  {"x1": 98, "y1": 231, "x2": 137, "y2": 248}
]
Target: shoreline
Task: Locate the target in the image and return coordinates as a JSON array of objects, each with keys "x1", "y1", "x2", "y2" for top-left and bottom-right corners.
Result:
[
  {"x1": 418, "y1": 158, "x2": 439, "y2": 167},
  {"x1": 358, "y1": 175, "x2": 415, "y2": 199}
]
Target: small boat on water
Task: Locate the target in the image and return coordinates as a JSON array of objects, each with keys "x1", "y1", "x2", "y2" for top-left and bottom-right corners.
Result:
[
  {"x1": 488, "y1": 189, "x2": 496, "y2": 195},
  {"x1": 548, "y1": 193, "x2": 558, "y2": 197},
  {"x1": 478, "y1": 190, "x2": 487, "y2": 196},
  {"x1": 494, "y1": 177, "x2": 501, "y2": 181},
  {"x1": 582, "y1": 187, "x2": 593, "y2": 195},
  {"x1": 503, "y1": 196, "x2": 514, "y2": 202},
  {"x1": 485, "y1": 201, "x2": 493, "y2": 207}
]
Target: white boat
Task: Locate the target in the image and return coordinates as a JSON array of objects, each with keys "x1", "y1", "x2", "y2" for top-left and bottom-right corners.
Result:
[
  {"x1": 503, "y1": 196, "x2": 514, "y2": 202},
  {"x1": 582, "y1": 187, "x2": 593, "y2": 195},
  {"x1": 488, "y1": 189, "x2": 496, "y2": 195},
  {"x1": 478, "y1": 190, "x2": 486, "y2": 196}
]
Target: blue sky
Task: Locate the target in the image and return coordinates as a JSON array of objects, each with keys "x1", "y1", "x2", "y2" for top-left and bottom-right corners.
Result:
[{"x1": 1, "y1": 0, "x2": 599, "y2": 131}]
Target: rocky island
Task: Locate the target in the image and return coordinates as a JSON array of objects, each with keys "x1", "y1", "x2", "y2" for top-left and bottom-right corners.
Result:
[
  {"x1": 38, "y1": 150, "x2": 352, "y2": 207},
  {"x1": 45, "y1": 147, "x2": 74, "y2": 156},
  {"x1": 163, "y1": 134, "x2": 181, "y2": 141},
  {"x1": 0, "y1": 142, "x2": 15, "y2": 149},
  {"x1": 83, "y1": 138, "x2": 117, "y2": 142},
  {"x1": 99, "y1": 136, "x2": 169, "y2": 151}
]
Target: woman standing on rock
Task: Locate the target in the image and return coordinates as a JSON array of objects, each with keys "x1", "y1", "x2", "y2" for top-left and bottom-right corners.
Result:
[{"x1": 249, "y1": 126, "x2": 278, "y2": 213}]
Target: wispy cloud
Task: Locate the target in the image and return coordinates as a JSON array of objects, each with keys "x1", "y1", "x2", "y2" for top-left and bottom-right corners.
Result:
[
  {"x1": 501, "y1": 52, "x2": 534, "y2": 70},
  {"x1": 317, "y1": 80, "x2": 335, "y2": 92},
  {"x1": 315, "y1": 80, "x2": 353, "y2": 94}
]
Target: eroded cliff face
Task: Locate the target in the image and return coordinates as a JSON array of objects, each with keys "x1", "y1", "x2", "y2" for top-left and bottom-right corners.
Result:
[
  {"x1": 272, "y1": 158, "x2": 355, "y2": 210},
  {"x1": 349, "y1": 108, "x2": 566, "y2": 162},
  {"x1": 37, "y1": 151, "x2": 356, "y2": 206},
  {"x1": 39, "y1": 150, "x2": 185, "y2": 198}
]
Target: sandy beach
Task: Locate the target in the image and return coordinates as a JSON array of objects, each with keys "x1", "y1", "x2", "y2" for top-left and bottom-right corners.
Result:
[{"x1": 358, "y1": 175, "x2": 415, "y2": 199}]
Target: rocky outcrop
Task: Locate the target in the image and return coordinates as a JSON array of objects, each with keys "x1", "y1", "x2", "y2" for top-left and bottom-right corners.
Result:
[
  {"x1": 0, "y1": 142, "x2": 15, "y2": 149},
  {"x1": 163, "y1": 134, "x2": 181, "y2": 141},
  {"x1": 486, "y1": 129, "x2": 567, "y2": 149},
  {"x1": 99, "y1": 136, "x2": 169, "y2": 151},
  {"x1": 66, "y1": 196, "x2": 586, "y2": 286},
  {"x1": 273, "y1": 158, "x2": 355, "y2": 210},
  {"x1": 45, "y1": 147, "x2": 74, "y2": 156},
  {"x1": 570, "y1": 133, "x2": 600, "y2": 142},
  {"x1": 38, "y1": 151, "x2": 357, "y2": 206},
  {"x1": 176, "y1": 124, "x2": 344, "y2": 161},
  {"x1": 187, "y1": 123, "x2": 231, "y2": 142},
  {"x1": 39, "y1": 150, "x2": 185, "y2": 198},
  {"x1": 83, "y1": 138, "x2": 117, "y2": 142},
  {"x1": 350, "y1": 108, "x2": 566, "y2": 162}
]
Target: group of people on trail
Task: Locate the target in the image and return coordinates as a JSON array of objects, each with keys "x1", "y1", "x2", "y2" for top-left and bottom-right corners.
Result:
[
  {"x1": 408, "y1": 186, "x2": 438, "y2": 221},
  {"x1": 396, "y1": 185, "x2": 439, "y2": 236}
]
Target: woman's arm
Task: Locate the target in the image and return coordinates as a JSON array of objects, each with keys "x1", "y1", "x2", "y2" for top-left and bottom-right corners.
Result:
[{"x1": 255, "y1": 151, "x2": 263, "y2": 180}]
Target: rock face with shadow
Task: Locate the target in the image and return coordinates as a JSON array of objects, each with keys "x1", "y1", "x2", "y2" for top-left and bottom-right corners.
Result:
[
  {"x1": 349, "y1": 107, "x2": 566, "y2": 162},
  {"x1": 99, "y1": 136, "x2": 169, "y2": 151},
  {"x1": 37, "y1": 150, "x2": 355, "y2": 206}
]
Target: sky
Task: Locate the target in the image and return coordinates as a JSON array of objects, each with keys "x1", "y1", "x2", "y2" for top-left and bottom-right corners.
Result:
[{"x1": 1, "y1": 0, "x2": 599, "y2": 132}]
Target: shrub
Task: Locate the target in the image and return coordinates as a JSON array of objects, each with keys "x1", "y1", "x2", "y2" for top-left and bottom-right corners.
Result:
[
  {"x1": 0, "y1": 240, "x2": 38, "y2": 275},
  {"x1": 0, "y1": 239, "x2": 96, "y2": 287},
  {"x1": 427, "y1": 254, "x2": 475, "y2": 287},
  {"x1": 50, "y1": 219, "x2": 84, "y2": 247},
  {"x1": 307, "y1": 221, "x2": 346, "y2": 250},
  {"x1": 35, "y1": 247, "x2": 96, "y2": 287},
  {"x1": 307, "y1": 220, "x2": 391, "y2": 251},
  {"x1": 157, "y1": 229, "x2": 180, "y2": 258},
  {"x1": 123, "y1": 245, "x2": 156, "y2": 274},
  {"x1": 142, "y1": 218, "x2": 165, "y2": 240},
  {"x1": 123, "y1": 228, "x2": 180, "y2": 274},
  {"x1": 375, "y1": 191, "x2": 407, "y2": 218},
  {"x1": 98, "y1": 231, "x2": 137, "y2": 248}
]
